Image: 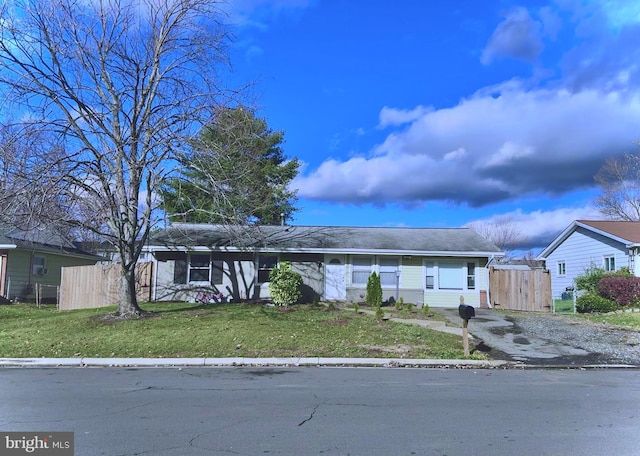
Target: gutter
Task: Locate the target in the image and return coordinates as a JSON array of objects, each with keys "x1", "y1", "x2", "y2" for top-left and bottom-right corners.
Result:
[{"x1": 144, "y1": 245, "x2": 504, "y2": 257}]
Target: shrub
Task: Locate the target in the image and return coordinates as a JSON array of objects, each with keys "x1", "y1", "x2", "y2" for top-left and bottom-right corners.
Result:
[
  {"x1": 421, "y1": 303, "x2": 430, "y2": 314},
  {"x1": 268, "y1": 262, "x2": 302, "y2": 306},
  {"x1": 395, "y1": 297, "x2": 403, "y2": 311},
  {"x1": 375, "y1": 305, "x2": 384, "y2": 320},
  {"x1": 576, "y1": 292, "x2": 618, "y2": 313},
  {"x1": 597, "y1": 276, "x2": 640, "y2": 307},
  {"x1": 575, "y1": 265, "x2": 632, "y2": 293},
  {"x1": 365, "y1": 272, "x2": 382, "y2": 307},
  {"x1": 353, "y1": 303, "x2": 359, "y2": 313}
]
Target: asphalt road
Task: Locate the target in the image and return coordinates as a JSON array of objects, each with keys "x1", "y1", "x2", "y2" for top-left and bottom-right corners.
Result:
[{"x1": 1, "y1": 367, "x2": 639, "y2": 455}]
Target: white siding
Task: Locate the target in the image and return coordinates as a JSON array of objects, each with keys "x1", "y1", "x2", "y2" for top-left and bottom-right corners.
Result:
[
  {"x1": 401, "y1": 257, "x2": 423, "y2": 289},
  {"x1": 545, "y1": 227, "x2": 629, "y2": 297},
  {"x1": 154, "y1": 258, "x2": 257, "y2": 302}
]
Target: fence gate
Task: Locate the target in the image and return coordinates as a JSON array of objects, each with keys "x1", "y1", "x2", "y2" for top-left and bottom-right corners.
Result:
[
  {"x1": 489, "y1": 267, "x2": 551, "y2": 312},
  {"x1": 59, "y1": 262, "x2": 153, "y2": 310}
]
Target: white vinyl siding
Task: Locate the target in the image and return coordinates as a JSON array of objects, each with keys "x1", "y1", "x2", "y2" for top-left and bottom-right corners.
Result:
[
  {"x1": 400, "y1": 257, "x2": 423, "y2": 289},
  {"x1": 544, "y1": 226, "x2": 629, "y2": 298}
]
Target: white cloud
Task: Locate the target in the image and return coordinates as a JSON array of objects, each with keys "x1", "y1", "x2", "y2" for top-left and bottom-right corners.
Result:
[
  {"x1": 294, "y1": 82, "x2": 640, "y2": 207},
  {"x1": 465, "y1": 206, "x2": 602, "y2": 250},
  {"x1": 378, "y1": 105, "x2": 432, "y2": 128},
  {"x1": 226, "y1": 0, "x2": 313, "y2": 28},
  {"x1": 481, "y1": 7, "x2": 543, "y2": 65},
  {"x1": 484, "y1": 142, "x2": 536, "y2": 168},
  {"x1": 444, "y1": 147, "x2": 467, "y2": 161}
]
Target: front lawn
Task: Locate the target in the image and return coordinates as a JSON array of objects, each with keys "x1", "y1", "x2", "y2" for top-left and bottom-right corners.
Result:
[
  {"x1": 0, "y1": 302, "x2": 483, "y2": 359},
  {"x1": 575, "y1": 311, "x2": 640, "y2": 330}
]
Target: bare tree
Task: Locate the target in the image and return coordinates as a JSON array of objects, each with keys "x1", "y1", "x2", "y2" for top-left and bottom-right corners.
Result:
[
  {"x1": 467, "y1": 216, "x2": 528, "y2": 262},
  {"x1": 594, "y1": 151, "x2": 640, "y2": 221},
  {"x1": 0, "y1": 124, "x2": 72, "y2": 238},
  {"x1": 0, "y1": 0, "x2": 235, "y2": 317}
]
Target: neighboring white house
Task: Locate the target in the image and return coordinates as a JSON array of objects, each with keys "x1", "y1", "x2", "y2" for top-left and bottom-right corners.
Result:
[
  {"x1": 537, "y1": 220, "x2": 640, "y2": 298},
  {"x1": 144, "y1": 224, "x2": 504, "y2": 308}
]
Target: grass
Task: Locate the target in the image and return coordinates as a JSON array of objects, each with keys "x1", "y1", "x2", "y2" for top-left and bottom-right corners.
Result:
[
  {"x1": 553, "y1": 299, "x2": 575, "y2": 314},
  {"x1": 0, "y1": 302, "x2": 484, "y2": 360},
  {"x1": 574, "y1": 310, "x2": 640, "y2": 330}
]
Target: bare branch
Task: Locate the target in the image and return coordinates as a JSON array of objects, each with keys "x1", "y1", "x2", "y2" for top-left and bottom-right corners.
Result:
[
  {"x1": 594, "y1": 150, "x2": 640, "y2": 221},
  {"x1": 0, "y1": 0, "x2": 238, "y2": 317}
]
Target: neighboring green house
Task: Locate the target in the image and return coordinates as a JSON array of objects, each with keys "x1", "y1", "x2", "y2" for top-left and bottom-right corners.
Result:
[
  {"x1": 145, "y1": 224, "x2": 504, "y2": 308},
  {"x1": 0, "y1": 230, "x2": 103, "y2": 303}
]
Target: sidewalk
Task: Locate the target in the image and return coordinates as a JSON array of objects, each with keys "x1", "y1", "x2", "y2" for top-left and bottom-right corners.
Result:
[{"x1": 358, "y1": 308, "x2": 470, "y2": 337}]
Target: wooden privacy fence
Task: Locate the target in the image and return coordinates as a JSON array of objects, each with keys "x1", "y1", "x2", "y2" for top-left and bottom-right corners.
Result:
[
  {"x1": 59, "y1": 262, "x2": 153, "y2": 310},
  {"x1": 489, "y1": 267, "x2": 551, "y2": 312}
]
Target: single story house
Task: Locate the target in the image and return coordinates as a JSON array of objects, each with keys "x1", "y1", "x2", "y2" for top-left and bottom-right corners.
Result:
[
  {"x1": 145, "y1": 223, "x2": 504, "y2": 308},
  {"x1": 0, "y1": 230, "x2": 104, "y2": 303},
  {"x1": 537, "y1": 220, "x2": 640, "y2": 298}
]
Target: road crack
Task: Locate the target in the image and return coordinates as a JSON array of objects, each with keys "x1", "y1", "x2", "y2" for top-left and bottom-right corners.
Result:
[{"x1": 298, "y1": 402, "x2": 322, "y2": 426}]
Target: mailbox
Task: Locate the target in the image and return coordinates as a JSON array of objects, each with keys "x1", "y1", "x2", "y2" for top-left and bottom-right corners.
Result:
[{"x1": 458, "y1": 304, "x2": 475, "y2": 320}]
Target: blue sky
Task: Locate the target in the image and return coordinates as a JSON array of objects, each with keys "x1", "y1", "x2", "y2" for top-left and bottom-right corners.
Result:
[{"x1": 224, "y1": 0, "x2": 640, "y2": 251}]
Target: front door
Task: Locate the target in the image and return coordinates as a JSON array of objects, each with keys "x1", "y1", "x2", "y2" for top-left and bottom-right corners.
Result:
[{"x1": 325, "y1": 257, "x2": 346, "y2": 300}]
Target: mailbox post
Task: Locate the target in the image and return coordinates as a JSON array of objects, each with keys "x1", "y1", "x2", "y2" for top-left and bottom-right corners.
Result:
[{"x1": 458, "y1": 296, "x2": 475, "y2": 356}]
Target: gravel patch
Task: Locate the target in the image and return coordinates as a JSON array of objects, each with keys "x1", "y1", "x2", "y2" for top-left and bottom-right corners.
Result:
[{"x1": 510, "y1": 313, "x2": 640, "y2": 365}]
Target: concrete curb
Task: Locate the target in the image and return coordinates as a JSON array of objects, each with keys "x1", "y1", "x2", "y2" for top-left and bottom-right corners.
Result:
[{"x1": 0, "y1": 357, "x2": 514, "y2": 368}]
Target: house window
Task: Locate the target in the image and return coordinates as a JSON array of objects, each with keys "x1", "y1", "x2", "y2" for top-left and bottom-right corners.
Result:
[
  {"x1": 32, "y1": 256, "x2": 47, "y2": 276},
  {"x1": 425, "y1": 262, "x2": 435, "y2": 289},
  {"x1": 439, "y1": 262, "x2": 463, "y2": 290},
  {"x1": 467, "y1": 263, "x2": 476, "y2": 290},
  {"x1": 351, "y1": 257, "x2": 372, "y2": 285},
  {"x1": 557, "y1": 261, "x2": 566, "y2": 276},
  {"x1": 173, "y1": 254, "x2": 223, "y2": 284},
  {"x1": 379, "y1": 258, "x2": 399, "y2": 287},
  {"x1": 189, "y1": 254, "x2": 211, "y2": 282},
  {"x1": 258, "y1": 255, "x2": 278, "y2": 283},
  {"x1": 604, "y1": 256, "x2": 616, "y2": 272},
  {"x1": 426, "y1": 261, "x2": 477, "y2": 290}
]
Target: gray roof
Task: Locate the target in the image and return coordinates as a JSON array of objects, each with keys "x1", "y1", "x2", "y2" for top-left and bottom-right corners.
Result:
[
  {"x1": 150, "y1": 224, "x2": 503, "y2": 256},
  {"x1": 0, "y1": 229, "x2": 104, "y2": 260}
]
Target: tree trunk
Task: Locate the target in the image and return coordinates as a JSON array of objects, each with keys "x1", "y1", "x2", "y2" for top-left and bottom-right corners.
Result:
[{"x1": 118, "y1": 263, "x2": 142, "y2": 317}]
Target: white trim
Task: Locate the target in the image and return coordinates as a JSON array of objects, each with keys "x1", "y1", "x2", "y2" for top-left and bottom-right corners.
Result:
[
  {"x1": 557, "y1": 260, "x2": 566, "y2": 277},
  {"x1": 423, "y1": 259, "x2": 478, "y2": 292}
]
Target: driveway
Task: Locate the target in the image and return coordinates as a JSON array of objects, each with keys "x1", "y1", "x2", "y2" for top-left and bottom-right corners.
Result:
[{"x1": 434, "y1": 308, "x2": 640, "y2": 366}]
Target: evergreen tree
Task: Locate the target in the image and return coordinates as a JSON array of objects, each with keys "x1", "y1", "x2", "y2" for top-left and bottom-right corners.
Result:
[{"x1": 162, "y1": 106, "x2": 300, "y2": 225}]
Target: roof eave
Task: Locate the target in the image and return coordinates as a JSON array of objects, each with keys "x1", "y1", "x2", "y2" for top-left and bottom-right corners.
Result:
[{"x1": 145, "y1": 245, "x2": 503, "y2": 257}]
